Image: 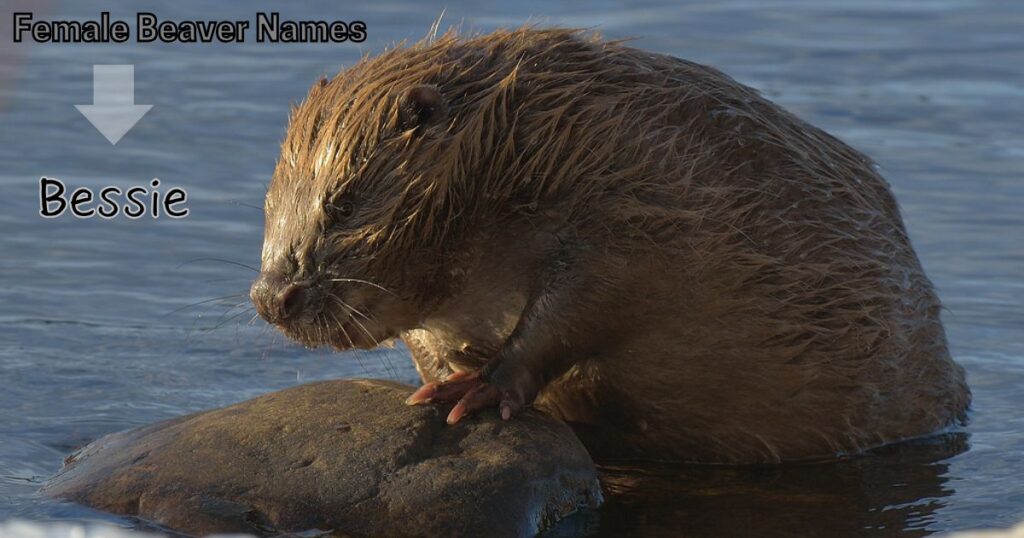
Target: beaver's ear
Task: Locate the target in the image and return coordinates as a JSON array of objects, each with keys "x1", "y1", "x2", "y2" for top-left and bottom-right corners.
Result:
[{"x1": 397, "y1": 85, "x2": 448, "y2": 132}]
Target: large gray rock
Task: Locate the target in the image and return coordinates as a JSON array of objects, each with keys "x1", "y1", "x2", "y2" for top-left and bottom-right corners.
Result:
[{"x1": 43, "y1": 379, "x2": 602, "y2": 537}]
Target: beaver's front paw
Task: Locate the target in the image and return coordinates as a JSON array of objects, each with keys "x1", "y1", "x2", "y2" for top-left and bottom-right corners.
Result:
[{"x1": 405, "y1": 366, "x2": 537, "y2": 424}]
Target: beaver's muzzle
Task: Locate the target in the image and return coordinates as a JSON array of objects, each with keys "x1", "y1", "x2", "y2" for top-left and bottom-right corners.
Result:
[{"x1": 250, "y1": 271, "x2": 306, "y2": 324}]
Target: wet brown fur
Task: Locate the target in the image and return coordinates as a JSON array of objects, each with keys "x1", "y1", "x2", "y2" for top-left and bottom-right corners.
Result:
[{"x1": 259, "y1": 27, "x2": 970, "y2": 463}]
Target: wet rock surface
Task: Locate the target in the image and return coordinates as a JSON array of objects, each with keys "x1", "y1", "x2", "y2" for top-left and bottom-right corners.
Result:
[{"x1": 43, "y1": 379, "x2": 602, "y2": 537}]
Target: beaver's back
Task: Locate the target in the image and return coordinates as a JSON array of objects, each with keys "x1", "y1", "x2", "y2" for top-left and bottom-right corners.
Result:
[{"x1": 441, "y1": 29, "x2": 970, "y2": 461}]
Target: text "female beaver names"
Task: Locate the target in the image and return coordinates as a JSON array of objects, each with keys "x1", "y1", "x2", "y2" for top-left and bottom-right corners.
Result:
[{"x1": 12, "y1": 12, "x2": 367, "y2": 44}]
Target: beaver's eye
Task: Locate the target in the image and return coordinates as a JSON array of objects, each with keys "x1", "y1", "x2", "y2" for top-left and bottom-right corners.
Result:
[{"x1": 326, "y1": 198, "x2": 356, "y2": 222}]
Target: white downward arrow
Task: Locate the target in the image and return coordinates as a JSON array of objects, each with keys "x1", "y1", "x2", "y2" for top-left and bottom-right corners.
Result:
[{"x1": 75, "y1": 65, "x2": 152, "y2": 145}]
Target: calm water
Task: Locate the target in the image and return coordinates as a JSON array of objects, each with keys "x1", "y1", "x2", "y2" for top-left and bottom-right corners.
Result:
[{"x1": 1, "y1": 1, "x2": 1022, "y2": 536}]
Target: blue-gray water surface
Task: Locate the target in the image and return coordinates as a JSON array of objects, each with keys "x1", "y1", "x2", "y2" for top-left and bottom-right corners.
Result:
[{"x1": 1, "y1": 1, "x2": 1022, "y2": 536}]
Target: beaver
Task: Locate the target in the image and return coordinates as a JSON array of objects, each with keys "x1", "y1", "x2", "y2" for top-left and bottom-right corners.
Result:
[{"x1": 249, "y1": 27, "x2": 970, "y2": 463}]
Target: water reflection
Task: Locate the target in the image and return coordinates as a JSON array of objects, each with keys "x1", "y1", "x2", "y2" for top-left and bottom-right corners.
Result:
[{"x1": 549, "y1": 434, "x2": 969, "y2": 537}]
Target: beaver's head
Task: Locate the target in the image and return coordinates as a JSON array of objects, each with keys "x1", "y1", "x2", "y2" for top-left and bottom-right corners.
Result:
[
  {"x1": 250, "y1": 58, "x2": 459, "y2": 350},
  {"x1": 250, "y1": 29, "x2": 624, "y2": 349}
]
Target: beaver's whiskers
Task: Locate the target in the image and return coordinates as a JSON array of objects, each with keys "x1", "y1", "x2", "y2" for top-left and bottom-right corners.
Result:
[{"x1": 326, "y1": 277, "x2": 397, "y2": 297}]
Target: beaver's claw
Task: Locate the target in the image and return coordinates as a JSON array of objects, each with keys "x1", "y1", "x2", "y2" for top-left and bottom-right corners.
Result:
[{"x1": 405, "y1": 370, "x2": 526, "y2": 424}]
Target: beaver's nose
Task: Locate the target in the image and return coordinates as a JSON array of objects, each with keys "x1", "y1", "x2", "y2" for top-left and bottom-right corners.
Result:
[{"x1": 251, "y1": 272, "x2": 307, "y2": 323}]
